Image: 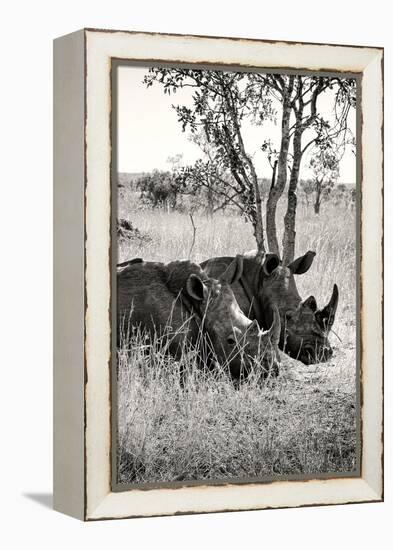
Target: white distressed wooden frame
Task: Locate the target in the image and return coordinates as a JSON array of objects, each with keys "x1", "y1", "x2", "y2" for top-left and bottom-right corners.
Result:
[{"x1": 53, "y1": 28, "x2": 383, "y2": 521}]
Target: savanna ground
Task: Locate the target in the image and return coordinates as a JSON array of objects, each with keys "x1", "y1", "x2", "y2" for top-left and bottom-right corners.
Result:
[{"x1": 116, "y1": 188, "x2": 358, "y2": 485}]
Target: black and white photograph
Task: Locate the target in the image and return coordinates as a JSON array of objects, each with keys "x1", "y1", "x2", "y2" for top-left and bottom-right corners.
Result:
[
  {"x1": 114, "y1": 63, "x2": 359, "y2": 487},
  {"x1": 1, "y1": 0, "x2": 388, "y2": 541}
]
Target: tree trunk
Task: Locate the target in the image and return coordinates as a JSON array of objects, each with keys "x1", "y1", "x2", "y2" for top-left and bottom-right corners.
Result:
[
  {"x1": 249, "y1": 166, "x2": 265, "y2": 260},
  {"x1": 206, "y1": 179, "x2": 214, "y2": 217},
  {"x1": 314, "y1": 182, "x2": 322, "y2": 214},
  {"x1": 266, "y1": 97, "x2": 292, "y2": 256},
  {"x1": 282, "y1": 128, "x2": 302, "y2": 265},
  {"x1": 270, "y1": 160, "x2": 278, "y2": 191},
  {"x1": 222, "y1": 84, "x2": 266, "y2": 258},
  {"x1": 219, "y1": 79, "x2": 267, "y2": 259}
]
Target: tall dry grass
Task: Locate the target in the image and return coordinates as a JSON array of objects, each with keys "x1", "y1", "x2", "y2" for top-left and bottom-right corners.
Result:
[{"x1": 117, "y1": 191, "x2": 357, "y2": 484}]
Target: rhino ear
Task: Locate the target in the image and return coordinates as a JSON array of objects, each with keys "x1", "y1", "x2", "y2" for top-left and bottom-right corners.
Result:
[
  {"x1": 262, "y1": 253, "x2": 280, "y2": 276},
  {"x1": 186, "y1": 274, "x2": 206, "y2": 301},
  {"x1": 288, "y1": 251, "x2": 316, "y2": 274},
  {"x1": 219, "y1": 255, "x2": 244, "y2": 284}
]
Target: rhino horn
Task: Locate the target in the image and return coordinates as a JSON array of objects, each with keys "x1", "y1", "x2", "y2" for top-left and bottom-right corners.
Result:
[
  {"x1": 247, "y1": 319, "x2": 261, "y2": 335},
  {"x1": 316, "y1": 284, "x2": 339, "y2": 331},
  {"x1": 267, "y1": 306, "x2": 281, "y2": 346}
]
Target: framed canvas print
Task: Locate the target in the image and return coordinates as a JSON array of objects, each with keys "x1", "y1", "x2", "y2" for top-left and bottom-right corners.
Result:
[{"x1": 53, "y1": 29, "x2": 383, "y2": 521}]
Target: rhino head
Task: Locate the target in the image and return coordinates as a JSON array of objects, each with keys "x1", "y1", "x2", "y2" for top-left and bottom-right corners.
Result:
[
  {"x1": 192, "y1": 256, "x2": 281, "y2": 379},
  {"x1": 259, "y1": 251, "x2": 339, "y2": 364}
]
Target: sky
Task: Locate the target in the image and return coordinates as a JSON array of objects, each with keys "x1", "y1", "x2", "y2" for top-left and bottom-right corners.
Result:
[{"x1": 117, "y1": 66, "x2": 356, "y2": 183}]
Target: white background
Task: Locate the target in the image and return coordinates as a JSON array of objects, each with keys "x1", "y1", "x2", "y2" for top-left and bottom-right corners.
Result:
[{"x1": 0, "y1": 1, "x2": 391, "y2": 548}]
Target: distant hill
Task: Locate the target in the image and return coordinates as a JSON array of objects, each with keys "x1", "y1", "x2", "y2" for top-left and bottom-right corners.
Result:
[{"x1": 117, "y1": 171, "x2": 356, "y2": 193}]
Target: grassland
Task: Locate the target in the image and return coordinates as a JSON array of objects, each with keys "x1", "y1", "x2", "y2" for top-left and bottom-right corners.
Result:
[{"x1": 117, "y1": 189, "x2": 357, "y2": 484}]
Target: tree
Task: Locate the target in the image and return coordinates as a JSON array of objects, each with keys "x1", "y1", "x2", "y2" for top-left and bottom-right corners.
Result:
[
  {"x1": 166, "y1": 153, "x2": 184, "y2": 171},
  {"x1": 136, "y1": 170, "x2": 180, "y2": 209},
  {"x1": 175, "y1": 159, "x2": 240, "y2": 216},
  {"x1": 143, "y1": 69, "x2": 355, "y2": 262},
  {"x1": 248, "y1": 74, "x2": 355, "y2": 263},
  {"x1": 309, "y1": 146, "x2": 340, "y2": 214},
  {"x1": 247, "y1": 74, "x2": 294, "y2": 258},
  {"x1": 175, "y1": 131, "x2": 250, "y2": 216},
  {"x1": 299, "y1": 178, "x2": 315, "y2": 207},
  {"x1": 144, "y1": 68, "x2": 274, "y2": 258}
]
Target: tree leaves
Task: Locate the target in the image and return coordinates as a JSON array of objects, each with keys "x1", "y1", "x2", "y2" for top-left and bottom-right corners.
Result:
[{"x1": 142, "y1": 67, "x2": 356, "y2": 254}]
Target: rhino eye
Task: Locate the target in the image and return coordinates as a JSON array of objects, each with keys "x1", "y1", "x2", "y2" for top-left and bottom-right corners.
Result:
[
  {"x1": 227, "y1": 336, "x2": 236, "y2": 346},
  {"x1": 285, "y1": 310, "x2": 295, "y2": 320}
]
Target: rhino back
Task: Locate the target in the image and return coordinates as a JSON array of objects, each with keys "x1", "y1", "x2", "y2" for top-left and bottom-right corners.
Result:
[{"x1": 117, "y1": 262, "x2": 197, "y2": 347}]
